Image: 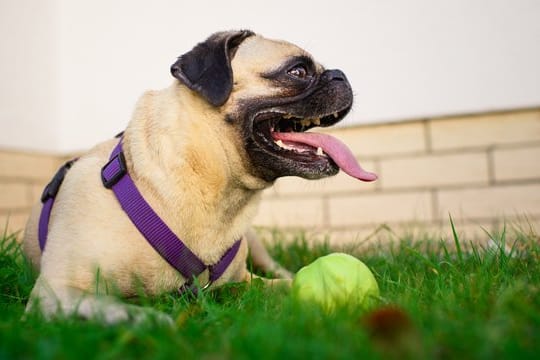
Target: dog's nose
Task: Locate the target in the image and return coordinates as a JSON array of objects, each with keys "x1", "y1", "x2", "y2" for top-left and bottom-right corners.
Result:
[{"x1": 321, "y1": 69, "x2": 347, "y2": 82}]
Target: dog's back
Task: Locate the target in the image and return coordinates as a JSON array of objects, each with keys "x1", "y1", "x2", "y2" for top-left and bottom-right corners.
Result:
[{"x1": 22, "y1": 138, "x2": 119, "y2": 272}]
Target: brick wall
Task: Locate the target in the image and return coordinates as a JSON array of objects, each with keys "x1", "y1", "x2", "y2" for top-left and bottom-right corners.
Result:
[
  {"x1": 0, "y1": 150, "x2": 64, "y2": 234},
  {"x1": 1, "y1": 109, "x2": 539, "y2": 245},
  {"x1": 253, "y1": 109, "x2": 540, "y2": 245}
]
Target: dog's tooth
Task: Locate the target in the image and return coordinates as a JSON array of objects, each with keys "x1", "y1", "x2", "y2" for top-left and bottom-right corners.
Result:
[
  {"x1": 283, "y1": 114, "x2": 293, "y2": 119},
  {"x1": 275, "y1": 140, "x2": 294, "y2": 150},
  {"x1": 333, "y1": 112, "x2": 339, "y2": 118},
  {"x1": 301, "y1": 119, "x2": 311, "y2": 127},
  {"x1": 312, "y1": 118, "x2": 321, "y2": 125},
  {"x1": 316, "y1": 147, "x2": 324, "y2": 156}
]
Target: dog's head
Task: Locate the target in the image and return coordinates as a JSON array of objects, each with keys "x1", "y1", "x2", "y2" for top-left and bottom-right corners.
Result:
[{"x1": 171, "y1": 30, "x2": 376, "y2": 183}]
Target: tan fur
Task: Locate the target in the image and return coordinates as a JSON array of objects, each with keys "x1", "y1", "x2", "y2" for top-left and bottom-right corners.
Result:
[{"x1": 23, "y1": 34, "x2": 313, "y2": 323}]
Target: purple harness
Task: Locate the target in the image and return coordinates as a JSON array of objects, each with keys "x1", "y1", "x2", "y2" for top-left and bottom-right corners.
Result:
[{"x1": 38, "y1": 137, "x2": 241, "y2": 294}]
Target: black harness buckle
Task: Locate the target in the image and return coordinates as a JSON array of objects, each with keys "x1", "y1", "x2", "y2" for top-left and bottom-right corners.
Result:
[
  {"x1": 41, "y1": 159, "x2": 77, "y2": 203},
  {"x1": 101, "y1": 151, "x2": 127, "y2": 189}
]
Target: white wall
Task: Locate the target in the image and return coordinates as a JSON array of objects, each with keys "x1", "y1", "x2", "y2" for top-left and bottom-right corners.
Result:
[
  {"x1": 1, "y1": 0, "x2": 540, "y2": 153},
  {"x1": 0, "y1": 0, "x2": 59, "y2": 151}
]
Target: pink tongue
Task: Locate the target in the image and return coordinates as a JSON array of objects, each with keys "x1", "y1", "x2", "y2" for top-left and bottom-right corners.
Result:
[{"x1": 272, "y1": 132, "x2": 378, "y2": 182}]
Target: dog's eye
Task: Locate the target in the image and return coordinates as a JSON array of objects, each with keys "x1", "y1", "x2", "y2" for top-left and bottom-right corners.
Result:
[{"x1": 288, "y1": 65, "x2": 308, "y2": 79}]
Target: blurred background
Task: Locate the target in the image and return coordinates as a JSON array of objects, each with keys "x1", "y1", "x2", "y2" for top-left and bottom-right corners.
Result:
[{"x1": 1, "y1": 0, "x2": 539, "y2": 244}]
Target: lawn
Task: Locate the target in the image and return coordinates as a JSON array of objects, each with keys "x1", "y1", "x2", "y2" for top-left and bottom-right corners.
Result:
[{"x1": 1, "y1": 222, "x2": 538, "y2": 359}]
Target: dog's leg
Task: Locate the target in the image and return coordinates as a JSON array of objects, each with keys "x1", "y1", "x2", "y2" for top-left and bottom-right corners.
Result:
[
  {"x1": 243, "y1": 271, "x2": 292, "y2": 287},
  {"x1": 245, "y1": 228, "x2": 293, "y2": 279},
  {"x1": 26, "y1": 275, "x2": 173, "y2": 325}
]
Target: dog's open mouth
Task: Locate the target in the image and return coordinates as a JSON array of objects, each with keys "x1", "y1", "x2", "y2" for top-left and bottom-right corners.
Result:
[{"x1": 253, "y1": 108, "x2": 377, "y2": 182}]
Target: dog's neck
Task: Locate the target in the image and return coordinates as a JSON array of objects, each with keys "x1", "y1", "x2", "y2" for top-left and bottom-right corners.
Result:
[{"x1": 120, "y1": 84, "x2": 270, "y2": 263}]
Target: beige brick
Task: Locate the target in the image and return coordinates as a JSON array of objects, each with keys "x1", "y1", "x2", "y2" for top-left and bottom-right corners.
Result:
[
  {"x1": 377, "y1": 220, "x2": 495, "y2": 245},
  {"x1": 326, "y1": 121, "x2": 426, "y2": 157},
  {"x1": 380, "y1": 152, "x2": 489, "y2": 189},
  {"x1": 253, "y1": 198, "x2": 325, "y2": 228},
  {"x1": 254, "y1": 226, "x2": 394, "y2": 249},
  {"x1": 424, "y1": 220, "x2": 497, "y2": 241},
  {"x1": 30, "y1": 182, "x2": 47, "y2": 204},
  {"x1": 274, "y1": 161, "x2": 378, "y2": 196},
  {"x1": 435, "y1": 218, "x2": 540, "y2": 252},
  {"x1": 328, "y1": 191, "x2": 433, "y2": 227},
  {"x1": 324, "y1": 226, "x2": 399, "y2": 249},
  {"x1": 500, "y1": 216, "x2": 540, "y2": 235},
  {"x1": 493, "y1": 146, "x2": 540, "y2": 182},
  {"x1": 0, "y1": 150, "x2": 62, "y2": 181},
  {"x1": 326, "y1": 221, "x2": 504, "y2": 250},
  {"x1": 437, "y1": 184, "x2": 540, "y2": 221},
  {"x1": 252, "y1": 228, "x2": 319, "y2": 247},
  {"x1": 0, "y1": 182, "x2": 30, "y2": 210},
  {"x1": 0, "y1": 211, "x2": 29, "y2": 236},
  {"x1": 322, "y1": 229, "x2": 374, "y2": 247},
  {"x1": 430, "y1": 110, "x2": 540, "y2": 150}
]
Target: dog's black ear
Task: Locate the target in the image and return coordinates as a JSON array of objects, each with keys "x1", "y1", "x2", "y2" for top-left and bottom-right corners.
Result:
[{"x1": 170, "y1": 30, "x2": 255, "y2": 107}]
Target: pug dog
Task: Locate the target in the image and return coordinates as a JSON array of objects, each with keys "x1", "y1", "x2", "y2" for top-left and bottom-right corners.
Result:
[{"x1": 22, "y1": 30, "x2": 377, "y2": 323}]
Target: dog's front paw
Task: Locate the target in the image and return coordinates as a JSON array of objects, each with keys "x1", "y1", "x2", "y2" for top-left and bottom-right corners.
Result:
[
  {"x1": 127, "y1": 306, "x2": 174, "y2": 327},
  {"x1": 82, "y1": 300, "x2": 174, "y2": 326}
]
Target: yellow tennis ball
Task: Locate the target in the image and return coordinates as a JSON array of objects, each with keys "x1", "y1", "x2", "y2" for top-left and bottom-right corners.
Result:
[{"x1": 292, "y1": 253, "x2": 379, "y2": 312}]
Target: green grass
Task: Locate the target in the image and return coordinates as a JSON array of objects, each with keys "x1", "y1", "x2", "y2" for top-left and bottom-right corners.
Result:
[{"x1": 1, "y1": 223, "x2": 539, "y2": 359}]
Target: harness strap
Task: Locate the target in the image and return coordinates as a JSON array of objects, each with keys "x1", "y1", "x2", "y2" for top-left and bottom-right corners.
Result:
[
  {"x1": 38, "y1": 197, "x2": 54, "y2": 251},
  {"x1": 101, "y1": 139, "x2": 241, "y2": 291},
  {"x1": 38, "y1": 137, "x2": 241, "y2": 294},
  {"x1": 38, "y1": 159, "x2": 77, "y2": 250}
]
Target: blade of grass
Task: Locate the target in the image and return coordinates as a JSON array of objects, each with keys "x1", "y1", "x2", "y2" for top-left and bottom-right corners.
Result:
[{"x1": 449, "y1": 214, "x2": 464, "y2": 264}]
